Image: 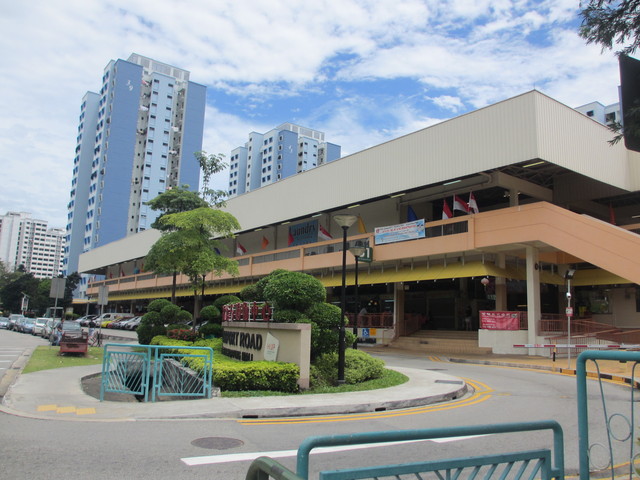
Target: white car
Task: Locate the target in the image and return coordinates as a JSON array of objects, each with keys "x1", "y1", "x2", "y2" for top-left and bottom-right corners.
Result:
[{"x1": 32, "y1": 318, "x2": 48, "y2": 336}]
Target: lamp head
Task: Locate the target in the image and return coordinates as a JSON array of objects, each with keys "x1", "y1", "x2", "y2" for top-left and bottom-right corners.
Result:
[{"x1": 334, "y1": 214, "x2": 358, "y2": 229}]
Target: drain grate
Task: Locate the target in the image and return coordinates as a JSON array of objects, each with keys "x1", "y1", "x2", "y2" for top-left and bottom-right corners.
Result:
[{"x1": 191, "y1": 437, "x2": 245, "y2": 450}]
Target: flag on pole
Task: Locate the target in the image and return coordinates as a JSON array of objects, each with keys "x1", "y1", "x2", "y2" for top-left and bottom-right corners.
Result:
[
  {"x1": 236, "y1": 242, "x2": 247, "y2": 255},
  {"x1": 453, "y1": 195, "x2": 469, "y2": 213},
  {"x1": 468, "y1": 191, "x2": 479, "y2": 214},
  {"x1": 407, "y1": 205, "x2": 418, "y2": 222},
  {"x1": 318, "y1": 224, "x2": 333, "y2": 241},
  {"x1": 261, "y1": 236, "x2": 269, "y2": 250},
  {"x1": 357, "y1": 216, "x2": 367, "y2": 233},
  {"x1": 442, "y1": 199, "x2": 453, "y2": 219}
]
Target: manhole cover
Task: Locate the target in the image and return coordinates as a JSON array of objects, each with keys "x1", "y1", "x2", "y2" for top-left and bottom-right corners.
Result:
[{"x1": 191, "y1": 437, "x2": 245, "y2": 450}]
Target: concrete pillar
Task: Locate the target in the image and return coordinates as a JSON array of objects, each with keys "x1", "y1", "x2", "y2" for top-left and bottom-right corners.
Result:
[
  {"x1": 525, "y1": 246, "x2": 541, "y2": 355},
  {"x1": 394, "y1": 283, "x2": 405, "y2": 337},
  {"x1": 509, "y1": 189, "x2": 519, "y2": 207},
  {"x1": 495, "y1": 253, "x2": 507, "y2": 311}
]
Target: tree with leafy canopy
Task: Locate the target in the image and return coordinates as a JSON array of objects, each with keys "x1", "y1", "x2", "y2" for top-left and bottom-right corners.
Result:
[
  {"x1": 195, "y1": 151, "x2": 229, "y2": 207},
  {"x1": 144, "y1": 207, "x2": 240, "y2": 322},
  {"x1": 146, "y1": 185, "x2": 209, "y2": 230},
  {"x1": 580, "y1": 1, "x2": 640, "y2": 144}
]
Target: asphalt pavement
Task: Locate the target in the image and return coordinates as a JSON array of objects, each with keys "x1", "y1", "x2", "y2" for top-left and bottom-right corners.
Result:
[{"x1": 0, "y1": 334, "x2": 636, "y2": 423}]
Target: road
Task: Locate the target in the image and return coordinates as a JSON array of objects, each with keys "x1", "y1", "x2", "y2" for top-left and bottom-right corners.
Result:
[{"x1": 0, "y1": 329, "x2": 636, "y2": 479}]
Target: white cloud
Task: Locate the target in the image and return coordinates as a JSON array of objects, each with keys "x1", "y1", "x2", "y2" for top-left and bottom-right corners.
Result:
[{"x1": 0, "y1": 0, "x2": 625, "y2": 230}]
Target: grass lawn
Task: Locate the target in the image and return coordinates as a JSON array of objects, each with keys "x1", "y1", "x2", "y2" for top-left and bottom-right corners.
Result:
[{"x1": 22, "y1": 346, "x2": 104, "y2": 374}]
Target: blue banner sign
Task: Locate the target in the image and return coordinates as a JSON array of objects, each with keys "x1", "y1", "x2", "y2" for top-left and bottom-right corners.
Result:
[{"x1": 289, "y1": 219, "x2": 319, "y2": 246}]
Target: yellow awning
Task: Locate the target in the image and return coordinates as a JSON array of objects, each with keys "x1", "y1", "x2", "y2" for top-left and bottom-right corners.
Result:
[{"x1": 572, "y1": 269, "x2": 634, "y2": 286}]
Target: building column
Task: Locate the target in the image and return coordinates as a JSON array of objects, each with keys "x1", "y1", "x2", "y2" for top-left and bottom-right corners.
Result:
[
  {"x1": 393, "y1": 283, "x2": 405, "y2": 338},
  {"x1": 509, "y1": 189, "x2": 519, "y2": 207},
  {"x1": 495, "y1": 253, "x2": 507, "y2": 311},
  {"x1": 525, "y1": 246, "x2": 541, "y2": 355}
]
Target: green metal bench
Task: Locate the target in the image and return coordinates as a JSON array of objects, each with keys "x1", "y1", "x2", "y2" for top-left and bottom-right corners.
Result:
[{"x1": 245, "y1": 421, "x2": 564, "y2": 480}]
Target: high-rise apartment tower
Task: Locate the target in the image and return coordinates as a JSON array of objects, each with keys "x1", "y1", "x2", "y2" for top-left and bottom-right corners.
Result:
[
  {"x1": 228, "y1": 123, "x2": 341, "y2": 197},
  {"x1": 64, "y1": 54, "x2": 206, "y2": 279},
  {"x1": 0, "y1": 212, "x2": 65, "y2": 279}
]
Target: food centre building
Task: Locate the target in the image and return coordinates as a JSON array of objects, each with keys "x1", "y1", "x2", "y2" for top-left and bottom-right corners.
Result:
[{"x1": 79, "y1": 91, "x2": 640, "y2": 356}]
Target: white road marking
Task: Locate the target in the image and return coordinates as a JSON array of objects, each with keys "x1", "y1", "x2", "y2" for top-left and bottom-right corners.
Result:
[{"x1": 182, "y1": 436, "x2": 483, "y2": 466}]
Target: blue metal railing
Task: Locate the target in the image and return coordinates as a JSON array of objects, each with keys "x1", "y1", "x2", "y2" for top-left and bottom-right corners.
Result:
[
  {"x1": 246, "y1": 421, "x2": 564, "y2": 480},
  {"x1": 100, "y1": 343, "x2": 213, "y2": 402},
  {"x1": 577, "y1": 350, "x2": 640, "y2": 479}
]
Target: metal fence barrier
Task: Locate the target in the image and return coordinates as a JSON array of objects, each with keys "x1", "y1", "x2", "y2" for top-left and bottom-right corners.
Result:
[
  {"x1": 245, "y1": 421, "x2": 564, "y2": 480},
  {"x1": 576, "y1": 350, "x2": 640, "y2": 479},
  {"x1": 100, "y1": 343, "x2": 213, "y2": 402}
]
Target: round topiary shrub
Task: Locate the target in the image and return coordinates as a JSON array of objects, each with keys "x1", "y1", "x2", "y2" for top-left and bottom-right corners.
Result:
[
  {"x1": 199, "y1": 305, "x2": 221, "y2": 324},
  {"x1": 198, "y1": 322, "x2": 223, "y2": 338},
  {"x1": 273, "y1": 309, "x2": 307, "y2": 323},
  {"x1": 262, "y1": 271, "x2": 326, "y2": 311},
  {"x1": 137, "y1": 323, "x2": 167, "y2": 345},
  {"x1": 239, "y1": 284, "x2": 260, "y2": 301},
  {"x1": 213, "y1": 295, "x2": 241, "y2": 310},
  {"x1": 147, "y1": 298, "x2": 172, "y2": 313}
]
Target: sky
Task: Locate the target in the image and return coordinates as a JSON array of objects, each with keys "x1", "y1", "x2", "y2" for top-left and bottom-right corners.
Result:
[{"x1": 0, "y1": 0, "x2": 622, "y2": 229}]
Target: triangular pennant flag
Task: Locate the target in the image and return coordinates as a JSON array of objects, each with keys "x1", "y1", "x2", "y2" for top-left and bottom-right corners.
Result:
[
  {"x1": 261, "y1": 236, "x2": 269, "y2": 250},
  {"x1": 442, "y1": 199, "x2": 453, "y2": 219},
  {"x1": 468, "y1": 191, "x2": 479, "y2": 214},
  {"x1": 407, "y1": 205, "x2": 418, "y2": 222},
  {"x1": 236, "y1": 243, "x2": 247, "y2": 255},
  {"x1": 288, "y1": 231, "x2": 294, "y2": 246},
  {"x1": 357, "y1": 216, "x2": 367, "y2": 233}
]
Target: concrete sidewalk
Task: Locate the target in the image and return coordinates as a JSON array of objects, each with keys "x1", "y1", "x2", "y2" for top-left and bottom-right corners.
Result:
[{"x1": 0, "y1": 343, "x2": 635, "y2": 422}]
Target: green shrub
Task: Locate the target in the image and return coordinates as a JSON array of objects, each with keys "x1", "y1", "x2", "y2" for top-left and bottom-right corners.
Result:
[
  {"x1": 263, "y1": 271, "x2": 326, "y2": 311},
  {"x1": 254, "y1": 269, "x2": 288, "y2": 299},
  {"x1": 141, "y1": 310, "x2": 164, "y2": 327},
  {"x1": 239, "y1": 284, "x2": 260, "y2": 301},
  {"x1": 198, "y1": 322, "x2": 223, "y2": 338},
  {"x1": 199, "y1": 305, "x2": 221, "y2": 324},
  {"x1": 212, "y1": 361, "x2": 299, "y2": 393},
  {"x1": 273, "y1": 309, "x2": 307, "y2": 323},
  {"x1": 305, "y1": 303, "x2": 345, "y2": 358},
  {"x1": 147, "y1": 299, "x2": 172, "y2": 313},
  {"x1": 166, "y1": 323, "x2": 188, "y2": 331},
  {"x1": 137, "y1": 323, "x2": 167, "y2": 345},
  {"x1": 176, "y1": 309, "x2": 192, "y2": 324},
  {"x1": 312, "y1": 349, "x2": 385, "y2": 386},
  {"x1": 213, "y1": 295, "x2": 241, "y2": 310}
]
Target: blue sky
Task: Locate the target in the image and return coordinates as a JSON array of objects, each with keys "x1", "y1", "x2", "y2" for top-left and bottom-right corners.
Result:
[{"x1": 0, "y1": 0, "x2": 622, "y2": 229}]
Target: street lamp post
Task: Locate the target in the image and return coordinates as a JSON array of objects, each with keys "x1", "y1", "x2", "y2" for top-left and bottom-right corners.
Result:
[
  {"x1": 349, "y1": 241, "x2": 366, "y2": 350},
  {"x1": 564, "y1": 268, "x2": 576, "y2": 369},
  {"x1": 334, "y1": 214, "x2": 358, "y2": 384}
]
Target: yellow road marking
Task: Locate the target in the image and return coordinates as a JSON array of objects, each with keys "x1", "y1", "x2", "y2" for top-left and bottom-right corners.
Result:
[
  {"x1": 239, "y1": 377, "x2": 494, "y2": 426},
  {"x1": 36, "y1": 404, "x2": 97, "y2": 415},
  {"x1": 37, "y1": 404, "x2": 58, "y2": 412}
]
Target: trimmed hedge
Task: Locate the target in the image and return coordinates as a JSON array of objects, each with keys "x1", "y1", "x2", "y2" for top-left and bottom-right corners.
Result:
[
  {"x1": 311, "y1": 349, "x2": 385, "y2": 386},
  {"x1": 151, "y1": 336, "x2": 299, "y2": 393}
]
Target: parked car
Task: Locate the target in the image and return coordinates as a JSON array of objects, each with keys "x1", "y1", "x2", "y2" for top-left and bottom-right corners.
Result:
[
  {"x1": 125, "y1": 317, "x2": 143, "y2": 330},
  {"x1": 32, "y1": 318, "x2": 48, "y2": 336},
  {"x1": 41, "y1": 318, "x2": 56, "y2": 339},
  {"x1": 78, "y1": 315, "x2": 98, "y2": 327},
  {"x1": 8, "y1": 314, "x2": 24, "y2": 331},
  {"x1": 0, "y1": 317, "x2": 8, "y2": 329},
  {"x1": 20, "y1": 318, "x2": 36, "y2": 334},
  {"x1": 95, "y1": 313, "x2": 128, "y2": 328}
]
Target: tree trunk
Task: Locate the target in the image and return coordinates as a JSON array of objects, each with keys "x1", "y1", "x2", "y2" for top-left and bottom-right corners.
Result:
[{"x1": 171, "y1": 271, "x2": 177, "y2": 304}]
